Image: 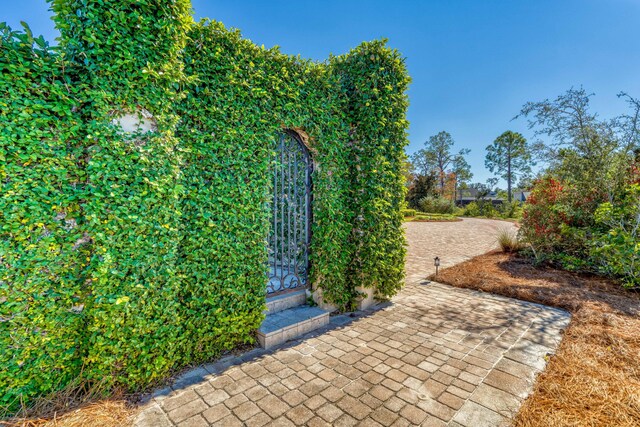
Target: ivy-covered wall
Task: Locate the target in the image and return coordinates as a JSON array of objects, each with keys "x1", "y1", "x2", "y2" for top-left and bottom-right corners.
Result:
[
  {"x1": 334, "y1": 42, "x2": 410, "y2": 299},
  {"x1": 0, "y1": 20, "x2": 88, "y2": 412},
  {"x1": 0, "y1": 1, "x2": 409, "y2": 414}
]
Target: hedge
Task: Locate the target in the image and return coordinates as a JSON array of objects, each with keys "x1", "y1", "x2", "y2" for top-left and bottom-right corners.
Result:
[
  {"x1": 0, "y1": 1, "x2": 410, "y2": 414},
  {"x1": 402, "y1": 208, "x2": 417, "y2": 217}
]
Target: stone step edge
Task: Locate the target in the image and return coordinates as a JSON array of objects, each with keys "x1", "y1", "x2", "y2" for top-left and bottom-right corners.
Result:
[
  {"x1": 257, "y1": 306, "x2": 330, "y2": 349},
  {"x1": 264, "y1": 289, "x2": 307, "y2": 314}
]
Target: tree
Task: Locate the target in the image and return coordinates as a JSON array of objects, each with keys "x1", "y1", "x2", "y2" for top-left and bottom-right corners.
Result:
[
  {"x1": 486, "y1": 177, "x2": 499, "y2": 192},
  {"x1": 402, "y1": 159, "x2": 414, "y2": 188},
  {"x1": 469, "y1": 181, "x2": 493, "y2": 200},
  {"x1": 516, "y1": 88, "x2": 640, "y2": 199},
  {"x1": 406, "y1": 173, "x2": 437, "y2": 209},
  {"x1": 485, "y1": 131, "x2": 533, "y2": 202},
  {"x1": 411, "y1": 131, "x2": 472, "y2": 197},
  {"x1": 451, "y1": 155, "x2": 473, "y2": 202},
  {"x1": 516, "y1": 88, "x2": 640, "y2": 275},
  {"x1": 442, "y1": 172, "x2": 457, "y2": 202},
  {"x1": 516, "y1": 173, "x2": 535, "y2": 191}
]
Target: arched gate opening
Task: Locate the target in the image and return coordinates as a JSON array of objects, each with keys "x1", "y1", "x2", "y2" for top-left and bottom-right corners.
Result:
[{"x1": 267, "y1": 130, "x2": 312, "y2": 295}]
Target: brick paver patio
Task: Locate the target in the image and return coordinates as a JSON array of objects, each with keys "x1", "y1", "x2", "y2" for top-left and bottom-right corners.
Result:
[
  {"x1": 404, "y1": 218, "x2": 516, "y2": 282},
  {"x1": 134, "y1": 219, "x2": 570, "y2": 426}
]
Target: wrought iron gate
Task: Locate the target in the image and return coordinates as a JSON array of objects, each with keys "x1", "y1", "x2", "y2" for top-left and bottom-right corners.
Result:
[{"x1": 267, "y1": 131, "x2": 312, "y2": 295}]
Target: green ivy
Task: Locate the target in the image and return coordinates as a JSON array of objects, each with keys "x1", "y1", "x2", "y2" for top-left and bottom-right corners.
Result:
[
  {"x1": 0, "y1": 21, "x2": 88, "y2": 412},
  {"x1": 331, "y1": 41, "x2": 411, "y2": 300},
  {"x1": 0, "y1": 2, "x2": 410, "y2": 414}
]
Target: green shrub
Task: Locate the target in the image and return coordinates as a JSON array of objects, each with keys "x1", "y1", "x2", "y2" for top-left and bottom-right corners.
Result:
[
  {"x1": 519, "y1": 176, "x2": 640, "y2": 284},
  {"x1": 591, "y1": 184, "x2": 640, "y2": 288},
  {"x1": 462, "y1": 201, "x2": 493, "y2": 216},
  {"x1": 462, "y1": 201, "x2": 496, "y2": 217},
  {"x1": 0, "y1": 21, "x2": 88, "y2": 412},
  {"x1": 406, "y1": 174, "x2": 437, "y2": 209},
  {"x1": 463, "y1": 200, "x2": 520, "y2": 219},
  {"x1": 56, "y1": 0, "x2": 192, "y2": 391},
  {"x1": 519, "y1": 177, "x2": 603, "y2": 264},
  {"x1": 548, "y1": 253, "x2": 593, "y2": 272},
  {"x1": 333, "y1": 40, "x2": 410, "y2": 302},
  {"x1": 418, "y1": 196, "x2": 456, "y2": 214},
  {"x1": 463, "y1": 202, "x2": 480, "y2": 217},
  {"x1": 402, "y1": 208, "x2": 417, "y2": 217},
  {"x1": 498, "y1": 201, "x2": 523, "y2": 219},
  {"x1": 452, "y1": 205, "x2": 465, "y2": 216},
  {"x1": 481, "y1": 203, "x2": 499, "y2": 218}
]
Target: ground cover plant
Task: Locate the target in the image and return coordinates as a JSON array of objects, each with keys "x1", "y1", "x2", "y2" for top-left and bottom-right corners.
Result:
[{"x1": 436, "y1": 251, "x2": 640, "y2": 427}]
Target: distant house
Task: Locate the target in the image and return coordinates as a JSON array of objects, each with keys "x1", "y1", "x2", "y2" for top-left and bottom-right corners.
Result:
[
  {"x1": 511, "y1": 190, "x2": 531, "y2": 202},
  {"x1": 456, "y1": 188, "x2": 531, "y2": 206}
]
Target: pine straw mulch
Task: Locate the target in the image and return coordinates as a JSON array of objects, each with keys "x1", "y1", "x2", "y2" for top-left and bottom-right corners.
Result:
[
  {"x1": 2, "y1": 384, "x2": 148, "y2": 427},
  {"x1": 435, "y1": 250, "x2": 640, "y2": 427},
  {"x1": 1, "y1": 386, "x2": 134, "y2": 427},
  {"x1": 2, "y1": 342, "x2": 260, "y2": 427}
]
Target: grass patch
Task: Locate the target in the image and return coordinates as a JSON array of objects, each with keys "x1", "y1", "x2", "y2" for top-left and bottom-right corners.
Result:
[
  {"x1": 406, "y1": 212, "x2": 462, "y2": 222},
  {"x1": 435, "y1": 251, "x2": 640, "y2": 427}
]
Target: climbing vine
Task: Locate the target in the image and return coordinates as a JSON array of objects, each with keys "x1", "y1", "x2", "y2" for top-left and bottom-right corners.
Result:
[
  {"x1": 0, "y1": 21, "x2": 88, "y2": 412},
  {"x1": 332, "y1": 41, "x2": 411, "y2": 300},
  {"x1": 0, "y1": 1, "x2": 410, "y2": 414}
]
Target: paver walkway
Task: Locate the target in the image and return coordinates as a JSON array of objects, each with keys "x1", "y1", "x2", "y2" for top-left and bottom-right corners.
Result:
[
  {"x1": 404, "y1": 218, "x2": 516, "y2": 283},
  {"x1": 135, "y1": 219, "x2": 570, "y2": 427}
]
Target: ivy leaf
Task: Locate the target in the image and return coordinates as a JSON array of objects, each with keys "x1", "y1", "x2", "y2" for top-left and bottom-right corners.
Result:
[
  {"x1": 115, "y1": 296, "x2": 130, "y2": 305},
  {"x1": 19, "y1": 21, "x2": 33, "y2": 42}
]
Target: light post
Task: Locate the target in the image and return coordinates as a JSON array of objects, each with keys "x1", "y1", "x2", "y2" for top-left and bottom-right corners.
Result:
[{"x1": 434, "y1": 257, "x2": 440, "y2": 278}]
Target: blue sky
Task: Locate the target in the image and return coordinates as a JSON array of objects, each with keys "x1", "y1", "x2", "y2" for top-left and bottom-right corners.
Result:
[{"x1": 3, "y1": 0, "x2": 640, "y2": 185}]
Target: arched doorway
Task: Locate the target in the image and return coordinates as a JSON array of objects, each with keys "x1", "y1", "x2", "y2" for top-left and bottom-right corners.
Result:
[{"x1": 267, "y1": 130, "x2": 313, "y2": 295}]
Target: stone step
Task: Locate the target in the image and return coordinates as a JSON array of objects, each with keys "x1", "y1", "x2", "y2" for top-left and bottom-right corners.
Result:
[
  {"x1": 265, "y1": 289, "x2": 307, "y2": 314},
  {"x1": 258, "y1": 305, "x2": 330, "y2": 349}
]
